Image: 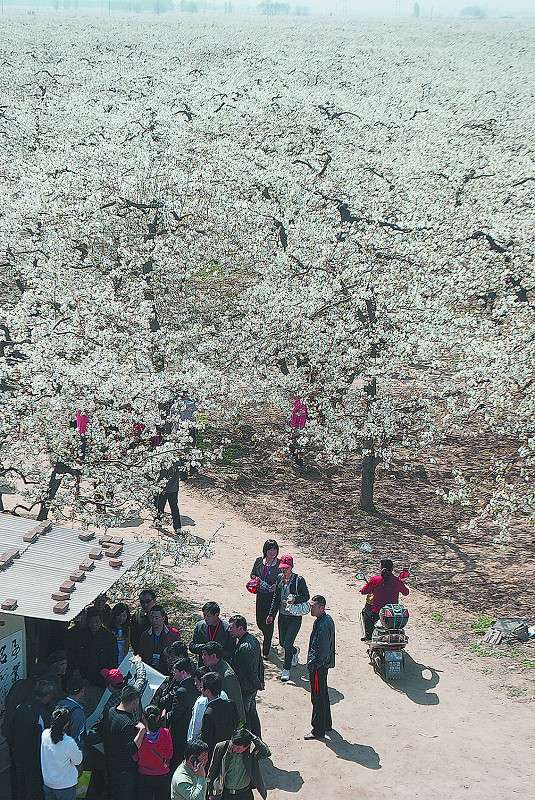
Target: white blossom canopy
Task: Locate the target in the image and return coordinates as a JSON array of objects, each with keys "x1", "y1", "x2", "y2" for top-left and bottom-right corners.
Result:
[{"x1": 0, "y1": 15, "x2": 533, "y2": 535}]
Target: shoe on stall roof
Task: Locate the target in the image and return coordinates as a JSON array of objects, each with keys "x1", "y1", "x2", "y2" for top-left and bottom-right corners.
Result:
[
  {"x1": 280, "y1": 669, "x2": 290, "y2": 682},
  {"x1": 292, "y1": 646, "x2": 300, "y2": 666},
  {"x1": 304, "y1": 732, "x2": 325, "y2": 740}
]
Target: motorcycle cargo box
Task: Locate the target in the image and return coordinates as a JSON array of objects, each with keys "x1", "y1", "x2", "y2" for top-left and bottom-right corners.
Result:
[{"x1": 379, "y1": 604, "x2": 409, "y2": 630}]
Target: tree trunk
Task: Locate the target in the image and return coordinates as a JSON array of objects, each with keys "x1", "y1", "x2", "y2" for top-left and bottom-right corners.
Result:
[
  {"x1": 37, "y1": 465, "x2": 62, "y2": 520},
  {"x1": 37, "y1": 462, "x2": 79, "y2": 521},
  {"x1": 360, "y1": 451, "x2": 379, "y2": 513}
]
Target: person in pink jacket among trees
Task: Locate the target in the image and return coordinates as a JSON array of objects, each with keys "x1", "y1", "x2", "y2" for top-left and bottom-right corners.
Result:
[{"x1": 289, "y1": 397, "x2": 308, "y2": 467}]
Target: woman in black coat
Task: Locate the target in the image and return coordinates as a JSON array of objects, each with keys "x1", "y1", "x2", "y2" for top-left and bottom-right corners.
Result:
[{"x1": 250, "y1": 539, "x2": 280, "y2": 658}]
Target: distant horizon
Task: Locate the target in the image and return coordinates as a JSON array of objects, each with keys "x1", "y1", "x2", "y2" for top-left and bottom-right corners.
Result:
[{"x1": 2, "y1": 0, "x2": 535, "y2": 17}]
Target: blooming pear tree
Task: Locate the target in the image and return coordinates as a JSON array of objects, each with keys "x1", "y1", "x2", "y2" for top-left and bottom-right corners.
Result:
[{"x1": 0, "y1": 14, "x2": 532, "y2": 537}]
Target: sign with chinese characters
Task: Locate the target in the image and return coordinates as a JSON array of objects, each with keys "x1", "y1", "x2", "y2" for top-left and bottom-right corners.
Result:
[{"x1": 0, "y1": 628, "x2": 26, "y2": 743}]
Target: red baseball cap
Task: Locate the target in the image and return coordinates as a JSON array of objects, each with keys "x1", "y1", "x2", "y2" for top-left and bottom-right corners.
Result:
[
  {"x1": 100, "y1": 668, "x2": 125, "y2": 686},
  {"x1": 279, "y1": 554, "x2": 294, "y2": 568}
]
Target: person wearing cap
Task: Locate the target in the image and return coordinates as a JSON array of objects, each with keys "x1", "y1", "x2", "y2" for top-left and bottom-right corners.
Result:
[
  {"x1": 189, "y1": 601, "x2": 235, "y2": 665},
  {"x1": 99, "y1": 654, "x2": 147, "y2": 726},
  {"x1": 228, "y1": 616, "x2": 264, "y2": 738},
  {"x1": 267, "y1": 554, "x2": 310, "y2": 682},
  {"x1": 200, "y1": 642, "x2": 245, "y2": 724},
  {"x1": 207, "y1": 728, "x2": 271, "y2": 800},
  {"x1": 138, "y1": 605, "x2": 182, "y2": 675},
  {"x1": 55, "y1": 673, "x2": 88, "y2": 748},
  {"x1": 82, "y1": 654, "x2": 147, "y2": 799}
]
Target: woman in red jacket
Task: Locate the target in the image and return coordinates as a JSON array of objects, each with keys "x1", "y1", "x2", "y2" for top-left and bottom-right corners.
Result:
[
  {"x1": 360, "y1": 559, "x2": 410, "y2": 640},
  {"x1": 135, "y1": 705, "x2": 173, "y2": 800}
]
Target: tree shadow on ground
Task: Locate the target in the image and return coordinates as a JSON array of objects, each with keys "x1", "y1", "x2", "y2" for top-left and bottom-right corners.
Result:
[
  {"x1": 323, "y1": 730, "x2": 381, "y2": 768},
  {"x1": 113, "y1": 515, "x2": 144, "y2": 527},
  {"x1": 192, "y1": 473, "x2": 218, "y2": 489},
  {"x1": 385, "y1": 653, "x2": 440, "y2": 705},
  {"x1": 263, "y1": 759, "x2": 304, "y2": 792}
]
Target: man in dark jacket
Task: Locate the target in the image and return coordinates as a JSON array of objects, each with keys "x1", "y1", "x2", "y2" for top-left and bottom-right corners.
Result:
[
  {"x1": 71, "y1": 607, "x2": 117, "y2": 687},
  {"x1": 228, "y1": 615, "x2": 264, "y2": 737},
  {"x1": 207, "y1": 728, "x2": 271, "y2": 800},
  {"x1": 200, "y1": 672, "x2": 239, "y2": 762},
  {"x1": 189, "y1": 601, "x2": 235, "y2": 665},
  {"x1": 158, "y1": 657, "x2": 199, "y2": 769},
  {"x1": 130, "y1": 588, "x2": 157, "y2": 653},
  {"x1": 305, "y1": 595, "x2": 336, "y2": 740},
  {"x1": 137, "y1": 605, "x2": 181, "y2": 675},
  {"x1": 10, "y1": 679, "x2": 55, "y2": 800},
  {"x1": 200, "y1": 642, "x2": 245, "y2": 724}
]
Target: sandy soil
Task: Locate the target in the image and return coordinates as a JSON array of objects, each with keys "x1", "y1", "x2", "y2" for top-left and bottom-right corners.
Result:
[{"x1": 175, "y1": 486, "x2": 534, "y2": 800}]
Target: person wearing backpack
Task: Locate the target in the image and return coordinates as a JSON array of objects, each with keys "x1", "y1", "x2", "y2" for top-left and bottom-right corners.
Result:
[
  {"x1": 266, "y1": 554, "x2": 310, "y2": 682},
  {"x1": 135, "y1": 705, "x2": 173, "y2": 800}
]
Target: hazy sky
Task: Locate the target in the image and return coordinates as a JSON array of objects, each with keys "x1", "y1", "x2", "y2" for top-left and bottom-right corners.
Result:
[
  {"x1": 5, "y1": 0, "x2": 534, "y2": 13},
  {"x1": 332, "y1": 0, "x2": 535, "y2": 13}
]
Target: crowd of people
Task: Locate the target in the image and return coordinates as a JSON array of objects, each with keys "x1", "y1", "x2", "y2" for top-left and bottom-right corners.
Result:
[{"x1": 3, "y1": 537, "x2": 342, "y2": 800}]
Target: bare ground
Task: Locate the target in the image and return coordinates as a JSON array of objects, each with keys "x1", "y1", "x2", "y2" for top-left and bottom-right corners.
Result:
[
  {"x1": 173, "y1": 487, "x2": 535, "y2": 800},
  {"x1": 196, "y1": 424, "x2": 534, "y2": 619}
]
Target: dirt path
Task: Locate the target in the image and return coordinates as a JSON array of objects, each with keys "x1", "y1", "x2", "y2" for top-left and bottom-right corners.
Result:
[{"x1": 176, "y1": 486, "x2": 533, "y2": 800}]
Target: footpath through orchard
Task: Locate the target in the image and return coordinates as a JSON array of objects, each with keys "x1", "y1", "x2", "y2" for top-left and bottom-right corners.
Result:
[{"x1": 173, "y1": 486, "x2": 533, "y2": 800}]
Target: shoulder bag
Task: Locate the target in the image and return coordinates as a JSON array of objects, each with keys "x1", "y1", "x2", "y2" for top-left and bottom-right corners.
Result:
[{"x1": 286, "y1": 575, "x2": 310, "y2": 616}]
